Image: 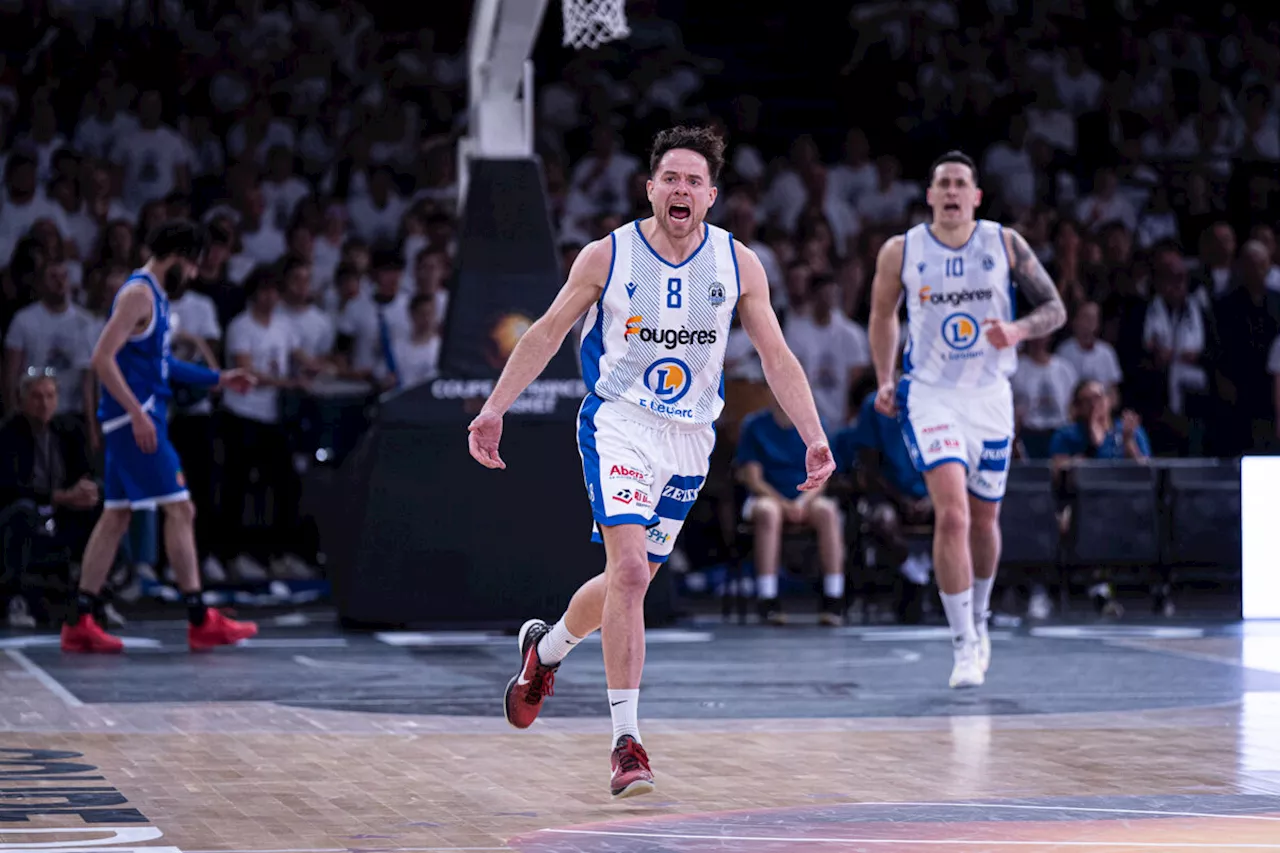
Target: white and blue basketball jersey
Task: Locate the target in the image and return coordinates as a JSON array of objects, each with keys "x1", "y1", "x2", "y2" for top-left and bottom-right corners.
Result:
[
  {"x1": 580, "y1": 220, "x2": 740, "y2": 425},
  {"x1": 901, "y1": 220, "x2": 1016, "y2": 388}
]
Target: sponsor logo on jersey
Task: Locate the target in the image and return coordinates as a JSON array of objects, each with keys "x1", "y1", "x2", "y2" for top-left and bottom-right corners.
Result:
[
  {"x1": 626, "y1": 281, "x2": 638, "y2": 298},
  {"x1": 708, "y1": 282, "x2": 726, "y2": 305},
  {"x1": 919, "y1": 286, "x2": 994, "y2": 306},
  {"x1": 941, "y1": 312, "x2": 981, "y2": 351},
  {"x1": 609, "y1": 464, "x2": 648, "y2": 483},
  {"x1": 612, "y1": 488, "x2": 651, "y2": 507},
  {"x1": 643, "y1": 357, "x2": 693, "y2": 405},
  {"x1": 922, "y1": 424, "x2": 950, "y2": 434},
  {"x1": 979, "y1": 437, "x2": 1011, "y2": 472},
  {"x1": 625, "y1": 316, "x2": 719, "y2": 349},
  {"x1": 646, "y1": 526, "x2": 671, "y2": 546}
]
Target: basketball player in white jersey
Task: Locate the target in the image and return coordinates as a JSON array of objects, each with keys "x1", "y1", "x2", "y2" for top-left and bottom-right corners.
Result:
[
  {"x1": 868, "y1": 151, "x2": 1066, "y2": 688},
  {"x1": 468, "y1": 126, "x2": 834, "y2": 798}
]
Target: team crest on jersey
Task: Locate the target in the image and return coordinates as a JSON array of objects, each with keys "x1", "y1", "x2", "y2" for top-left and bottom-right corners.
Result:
[
  {"x1": 707, "y1": 282, "x2": 725, "y2": 305},
  {"x1": 982, "y1": 255, "x2": 995, "y2": 271}
]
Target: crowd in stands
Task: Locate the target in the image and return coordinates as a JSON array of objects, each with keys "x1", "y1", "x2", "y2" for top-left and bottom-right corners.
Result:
[{"x1": 1, "y1": 0, "x2": 1275, "y2": 625}]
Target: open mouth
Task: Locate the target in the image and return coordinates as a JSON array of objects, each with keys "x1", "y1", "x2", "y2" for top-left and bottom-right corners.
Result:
[
  {"x1": 669, "y1": 204, "x2": 691, "y2": 221},
  {"x1": 944, "y1": 202, "x2": 960, "y2": 212}
]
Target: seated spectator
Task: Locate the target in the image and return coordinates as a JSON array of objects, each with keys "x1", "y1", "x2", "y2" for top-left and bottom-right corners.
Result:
[
  {"x1": 275, "y1": 254, "x2": 336, "y2": 362},
  {"x1": 736, "y1": 398, "x2": 845, "y2": 627},
  {"x1": 4, "y1": 260, "x2": 96, "y2": 418},
  {"x1": 1049, "y1": 379, "x2": 1151, "y2": 465},
  {"x1": 837, "y1": 390, "x2": 932, "y2": 621},
  {"x1": 1055, "y1": 301, "x2": 1123, "y2": 395},
  {"x1": 1012, "y1": 336, "x2": 1078, "y2": 459},
  {"x1": 0, "y1": 373, "x2": 97, "y2": 626},
  {"x1": 335, "y1": 247, "x2": 410, "y2": 387},
  {"x1": 1143, "y1": 243, "x2": 1207, "y2": 452}
]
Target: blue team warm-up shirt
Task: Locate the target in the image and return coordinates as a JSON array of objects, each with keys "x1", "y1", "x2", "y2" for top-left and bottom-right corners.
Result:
[
  {"x1": 837, "y1": 392, "x2": 928, "y2": 500},
  {"x1": 735, "y1": 409, "x2": 826, "y2": 501},
  {"x1": 99, "y1": 271, "x2": 189, "y2": 511},
  {"x1": 1048, "y1": 419, "x2": 1152, "y2": 460}
]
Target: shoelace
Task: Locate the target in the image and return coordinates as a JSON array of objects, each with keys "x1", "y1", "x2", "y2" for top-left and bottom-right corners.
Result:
[
  {"x1": 615, "y1": 741, "x2": 648, "y2": 773},
  {"x1": 524, "y1": 665, "x2": 556, "y2": 704}
]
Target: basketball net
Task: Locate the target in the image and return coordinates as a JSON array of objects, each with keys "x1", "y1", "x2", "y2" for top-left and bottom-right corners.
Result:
[{"x1": 561, "y1": 0, "x2": 629, "y2": 49}]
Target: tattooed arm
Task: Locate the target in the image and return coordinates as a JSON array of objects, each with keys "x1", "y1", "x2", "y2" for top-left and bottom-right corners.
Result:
[{"x1": 984, "y1": 228, "x2": 1069, "y2": 349}]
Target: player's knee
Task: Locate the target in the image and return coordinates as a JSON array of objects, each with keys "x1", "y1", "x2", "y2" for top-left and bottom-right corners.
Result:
[
  {"x1": 752, "y1": 497, "x2": 783, "y2": 530},
  {"x1": 808, "y1": 496, "x2": 840, "y2": 527},
  {"x1": 970, "y1": 499, "x2": 1000, "y2": 532},
  {"x1": 934, "y1": 503, "x2": 969, "y2": 539},
  {"x1": 100, "y1": 508, "x2": 132, "y2": 536},
  {"x1": 607, "y1": 552, "x2": 651, "y2": 595}
]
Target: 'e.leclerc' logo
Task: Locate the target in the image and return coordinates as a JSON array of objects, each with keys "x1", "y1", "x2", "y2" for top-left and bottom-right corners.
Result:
[{"x1": 643, "y1": 358, "x2": 692, "y2": 404}]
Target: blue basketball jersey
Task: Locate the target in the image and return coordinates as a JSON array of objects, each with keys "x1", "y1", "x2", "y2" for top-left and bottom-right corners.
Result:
[{"x1": 99, "y1": 270, "x2": 172, "y2": 430}]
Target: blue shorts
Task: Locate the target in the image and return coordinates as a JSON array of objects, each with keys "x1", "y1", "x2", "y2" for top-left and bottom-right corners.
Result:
[
  {"x1": 102, "y1": 413, "x2": 189, "y2": 511},
  {"x1": 577, "y1": 395, "x2": 714, "y2": 564}
]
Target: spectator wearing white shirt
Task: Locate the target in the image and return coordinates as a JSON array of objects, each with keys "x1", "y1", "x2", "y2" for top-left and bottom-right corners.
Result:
[
  {"x1": 274, "y1": 254, "x2": 335, "y2": 362},
  {"x1": 225, "y1": 98, "x2": 297, "y2": 168},
  {"x1": 0, "y1": 154, "x2": 69, "y2": 267},
  {"x1": 1241, "y1": 86, "x2": 1280, "y2": 161},
  {"x1": 855, "y1": 155, "x2": 919, "y2": 228},
  {"x1": 80, "y1": 162, "x2": 135, "y2": 236},
  {"x1": 220, "y1": 269, "x2": 313, "y2": 581},
  {"x1": 111, "y1": 89, "x2": 191, "y2": 214},
  {"x1": 1250, "y1": 224, "x2": 1280, "y2": 292},
  {"x1": 1075, "y1": 168, "x2": 1137, "y2": 234},
  {"x1": 409, "y1": 245, "x2": 452, "y2": 325},
  {"x1": 21, "y1": 101, "x2": 67, "y2": 185},
  {"x1": 48, "y1": 175, "x2": 98, "y2": 263},
  {"x1": 335, "y1": 247, "x2": 410, "y2": 386},
  {"x1": 758, "y1": 136, "x2": 821, "y2": 234},
  {"x1": 1012, "y1": 336, "x2": 1078, "y2": 459},
  {"x1": 1144, "y1": 245, "x2": 1207, "y2": 422},
  {"x1": 982, "y1": 113, "x2": 1037, "y2": 217},
  {"x1": 1056, "y1": 301, "x2": 1123, "y2": 395},
  {"x1": 828, "y1": 128, "x2": 877, "y2": 211},
  {"x1": 561, "y1": 126, "x2": 640, "y2": 244},
  {"x1": 261, "y1": 145, "x2": 311, "y2": 233},
  {"x1": 1053, "y1": 46, "x2": 1104, "y2": 115},
  {"x1": 3, "y1": 261, "x2": 95, "y2": 418},
  {"x1": 783, "y1": 275, "x2": 871, "y2": 428},
  {"x1": 346, "y1": 165, "x2": 406, "y2": 244},
  {"x1": 1025, "y1": 85, "x2": 1077, "y2": 155},
  {"x1": 797, "y1": 163, "x2": 860, "y2": 257},
  {"x1": 73, "y1": 77, "x2": 139, "y2": 161},
  {"x1": 231, "y1": 184, "x2": 287, "y2": 277},
  {"x1": 167, "y1": 277, "x2": 224, "y2": 585},
  {"x1": 1136, "y1": 185, "x2": 1181, "y2": 250},
  {"x1": 394, "y1": 294, "x2": 441, "y2": 389}
]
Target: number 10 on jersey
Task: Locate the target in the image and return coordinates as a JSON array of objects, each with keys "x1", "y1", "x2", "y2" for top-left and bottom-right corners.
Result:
[{"x1": 945, "y1": 258, "x2": 964, "y2": 277}]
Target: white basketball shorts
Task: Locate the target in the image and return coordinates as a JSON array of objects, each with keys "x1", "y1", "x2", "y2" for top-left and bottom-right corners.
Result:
[
  {"x1": 577, "y1": 395, "x2": 714, "y2": 563},
  {"x1": 895, "y1": 377, "x2": 1014, "y2": 502}
]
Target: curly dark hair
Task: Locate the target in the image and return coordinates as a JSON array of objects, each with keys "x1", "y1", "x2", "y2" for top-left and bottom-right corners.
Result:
[{"x1": 649, "y1": 125, "x2": 726, "y2": 183}]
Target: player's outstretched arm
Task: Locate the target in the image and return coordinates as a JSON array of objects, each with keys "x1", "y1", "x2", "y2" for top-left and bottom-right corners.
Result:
[
  {"x1": 1002, "y1": 228, "x2": 1068, "y2": 342},
  {"x1": 467, "y1": 237, "x2": 610, "y2": 470},
  {"x1": 868, "y1": 236, "x2": 905, "y2": 416},
  {"x1": 735, "y1": 241, "x2": 834, "y2": 491}
]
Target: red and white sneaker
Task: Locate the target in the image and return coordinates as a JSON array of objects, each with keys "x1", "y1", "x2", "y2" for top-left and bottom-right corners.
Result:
[
  {"x1": 188, "y1": 609, "x2": 258, "y2": 651},
  {"x1": 610, "y1": 735, "x2": 655, "y2": 798},
  {"x1": 503, "y1": 618, "x2": 559, "y2": 729},
  {"x1": 61, "y1": 615, "x2": 124, "y2": 653}
]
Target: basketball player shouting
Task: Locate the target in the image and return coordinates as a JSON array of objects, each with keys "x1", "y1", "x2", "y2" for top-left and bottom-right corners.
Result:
[
  {"x1": 868, "y1": 151, "x2": 1065, "y2": 688},
  {"x1": 468, "y1": 127, "x2": 834, "y2": 798}
]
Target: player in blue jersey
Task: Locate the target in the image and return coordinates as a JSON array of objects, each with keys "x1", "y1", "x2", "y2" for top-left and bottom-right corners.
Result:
[
  {"x1": 868, "y1": 151, "x2": 1066, "y2": 688},
  {"x1": 61, "y1": 221, "x2": 260, "y2": 654},
  {"x1": 468, "y1": 126, "x2": 835, "y2": 798}
]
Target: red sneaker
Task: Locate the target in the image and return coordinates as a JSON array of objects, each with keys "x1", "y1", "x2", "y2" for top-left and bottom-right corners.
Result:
[
  {"x1": 61, "y1": 615, "x2": 124, "y2": 653},
  {"x1": 610, "y1": 735, "x2": 655, "y2": 798},
  {"x1": 503, "y1": 618, "x2": 558, "y2": 729},
  {"x1": 188, "y1": 609, "x2": 258, "y2": 651}
]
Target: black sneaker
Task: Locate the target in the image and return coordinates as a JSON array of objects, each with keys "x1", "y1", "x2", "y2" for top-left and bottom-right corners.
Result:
[
  {"x1": 818, "y1": 595, "x2": 844, "y2": 626},
  {"x1": 757, "y1": 597, "x2": 786, "y2": 625}
]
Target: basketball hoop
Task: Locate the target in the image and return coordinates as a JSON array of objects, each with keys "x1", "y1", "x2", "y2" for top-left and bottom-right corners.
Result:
[{"x1": 561, "y1": 0, "x2": 629, "y2": 50}]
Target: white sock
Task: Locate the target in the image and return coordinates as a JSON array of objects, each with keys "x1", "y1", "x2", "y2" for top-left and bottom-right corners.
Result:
[
  {"x1": 757, "y1": 574, "x2": 779, "y2": 599},
  {"x1": 972, "y1": 575, "x2": 995, "y2": 622},
  {"x1": 940, "y1": 589, "x2": 979, "y2": 648},
  {"x1": 608, "y1": 689, "x2": 640, "y2": 745},
  {"x1": 536, "y1": 618, "x2": 583, "y2": 665},
  {"x1": 823, "y1": 572, "x2": 845, "y2": 599}
]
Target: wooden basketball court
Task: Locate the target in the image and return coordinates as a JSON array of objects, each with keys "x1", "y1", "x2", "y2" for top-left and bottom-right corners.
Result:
[{"x1": 3, "y1": 618, "x2": 1280, "y2": 852}]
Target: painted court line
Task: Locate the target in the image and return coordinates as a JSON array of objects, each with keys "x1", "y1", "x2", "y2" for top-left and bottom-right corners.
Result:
[
  {"x1": 542, "y1": 829, "x2": 1280, "y2": 847},
  {"x1": 4, "y1": 649, "x2": 83, "y2": 707},
  {"x1": 873, "y1": 802, "x2": 1280, "y2": 822},
  {"x1": 183, "y1": 848, "x2": 513, "y2": 852}
]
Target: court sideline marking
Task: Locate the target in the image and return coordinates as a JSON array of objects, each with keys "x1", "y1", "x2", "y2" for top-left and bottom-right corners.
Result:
[
  {"x1": 543, "y1": 829, "x2": 1280, "y2": 847},
  {"x1": 4, "y1": 649, "x2": 83, "y2": 707}
]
